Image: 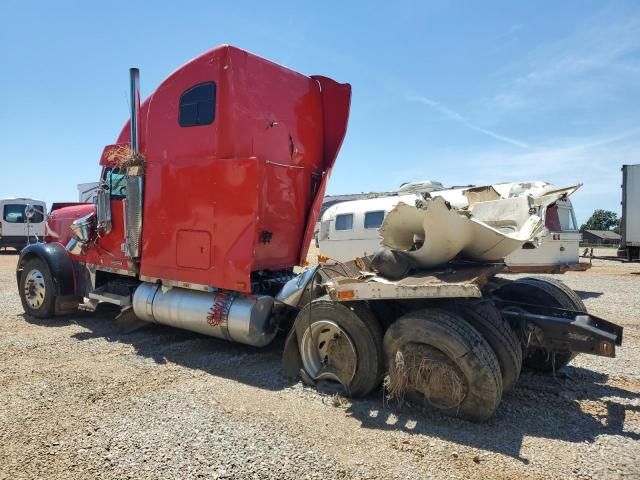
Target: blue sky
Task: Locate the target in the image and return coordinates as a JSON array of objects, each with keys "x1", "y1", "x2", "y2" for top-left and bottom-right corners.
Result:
[{"x1": 1, "y1": 1, "x2": 638, "y2": 224}]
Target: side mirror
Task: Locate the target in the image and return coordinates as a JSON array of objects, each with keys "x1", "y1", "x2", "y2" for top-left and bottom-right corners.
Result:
[
  {"x1": 24, "y1": 204, "x2": 35, "y2": 220},
  {"x1": 24, "y1": 204, "x2": 47, "y2": 224},
  {"x1": 96, "y1": 185, "x2": 112, "y2": 235}
]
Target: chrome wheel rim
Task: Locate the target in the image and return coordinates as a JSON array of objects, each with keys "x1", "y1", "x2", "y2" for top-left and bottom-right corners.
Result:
[
  {"x1": 24, "y1": 269, "x2": 46, "y2": 309},
  {"x1": 300, "y1": 320, "x2": 357, "y2": 386}
]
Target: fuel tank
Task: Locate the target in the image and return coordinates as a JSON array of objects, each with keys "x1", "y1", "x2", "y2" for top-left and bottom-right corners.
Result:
[{"x1": 132, "y1": 282, "x2": 276, "y2": 347}]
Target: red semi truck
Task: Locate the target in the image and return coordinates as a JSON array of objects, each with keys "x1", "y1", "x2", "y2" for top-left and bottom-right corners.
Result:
[{"x1": 17, "y1": 46, "x2": 622, "y2": 421}]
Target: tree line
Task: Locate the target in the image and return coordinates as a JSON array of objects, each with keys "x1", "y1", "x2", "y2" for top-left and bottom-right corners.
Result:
[{"x1": 580, "y1": 209, "x2": 620, "y2": 233}]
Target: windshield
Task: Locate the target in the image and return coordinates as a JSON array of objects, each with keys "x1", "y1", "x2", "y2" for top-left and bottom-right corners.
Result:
[{"x1": 104, "y1": 169, "x2": 127, "y2": 200}]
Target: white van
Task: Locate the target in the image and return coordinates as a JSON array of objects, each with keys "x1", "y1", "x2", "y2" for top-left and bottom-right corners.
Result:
[{"x1": 0, "y1": 198, "x2": 47, "y2": 250}]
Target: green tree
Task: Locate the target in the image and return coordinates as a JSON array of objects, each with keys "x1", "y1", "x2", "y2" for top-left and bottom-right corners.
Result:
[
  {"x1": 579, "y1": 209, "x2": 618, "y2": 232},
  {"x1": 613, "y1": 218, "x2": 621, "y2": 235}
]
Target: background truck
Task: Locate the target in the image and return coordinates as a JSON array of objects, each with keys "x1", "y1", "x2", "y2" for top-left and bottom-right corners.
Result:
[
  {"x1": 0, "y1": 198, "x2": 46, "y2": 251},
  {"x1": 619, "y1": 164, "x2": 640, "y2": 260},
  {"x1": 77, "y1": 182, "x2": 100, "y2": 203},
  {"x1": 16, "y1": 45, "x2": 622, "y2": 422}
]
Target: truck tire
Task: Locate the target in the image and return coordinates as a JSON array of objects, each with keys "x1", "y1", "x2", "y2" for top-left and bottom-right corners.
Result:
[
  {"x1": 19, "y1": 257, "x2": 57, "y2": 318},
  {"x1": 383, "y1": 308, "x2": 503, "y2": 422},
  {"x1": 295, "y1": 298, "x2": 384, "y2": 397},
  {"x1": 350, "y1": 302, "x2": 385, "y2": 387},
  {"x1": 444, "y1": 299, "x2": 522, "y2": 392},
  {"x1": 495, "y1": 277, "x2": 586, "y2": 372}
]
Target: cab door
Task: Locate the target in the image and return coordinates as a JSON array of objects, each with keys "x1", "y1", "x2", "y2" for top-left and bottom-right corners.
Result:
[{"x1": 84, "y1": 169, "x2": 131, "y2": 272}]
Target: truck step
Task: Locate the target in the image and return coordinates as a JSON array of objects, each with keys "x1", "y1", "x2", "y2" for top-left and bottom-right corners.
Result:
[
  {"x1": 86, "y1": 281, "x2": 136, "y2": 308},
  {"x1": 78, "y1": 298, "x2": 100, "y2": 312},
  {"x1": 88, "y1": 289, "x2": 132, "y2": 307}
]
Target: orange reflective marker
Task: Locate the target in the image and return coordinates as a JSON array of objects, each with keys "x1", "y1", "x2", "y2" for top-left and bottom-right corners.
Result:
[{"x1": 337, "y1": 290, "x2": 354, "y2": 300}]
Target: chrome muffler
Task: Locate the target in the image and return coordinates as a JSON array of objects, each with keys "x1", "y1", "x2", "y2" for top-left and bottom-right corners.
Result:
[{"x1": 132, "y1": 283, "x2": 277, "y2": 347}]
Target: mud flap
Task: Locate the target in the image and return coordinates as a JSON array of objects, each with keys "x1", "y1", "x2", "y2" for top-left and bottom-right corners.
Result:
[{"x1": 116, "y1": 306, "x2": 151, "y2": 334}]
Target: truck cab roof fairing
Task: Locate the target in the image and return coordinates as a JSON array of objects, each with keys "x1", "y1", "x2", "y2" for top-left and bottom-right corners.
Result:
[{"x1": 107, "y1": 46, "x2": 351, "y2": 292}]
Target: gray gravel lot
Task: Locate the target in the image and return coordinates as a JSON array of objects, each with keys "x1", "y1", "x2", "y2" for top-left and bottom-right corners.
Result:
[{"x1": 1, "y1": 251, "x2": 639, "y2": 479}]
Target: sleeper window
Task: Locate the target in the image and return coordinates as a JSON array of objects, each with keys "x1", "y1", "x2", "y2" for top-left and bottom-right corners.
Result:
[
  {"x1": 179, "y1": 82, "x2": 216, "y2": 127},
  {"x1": 335, "y1": 214, "x2": 353, "y2": 231}
]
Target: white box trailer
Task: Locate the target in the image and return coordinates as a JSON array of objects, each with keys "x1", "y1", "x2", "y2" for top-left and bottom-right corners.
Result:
[
  {"x1": 77, "y1": 182, "x2": 99, "y2": 203},
  {"x1": 620, "y1": 164, "x2": 640, "y2": 260}
]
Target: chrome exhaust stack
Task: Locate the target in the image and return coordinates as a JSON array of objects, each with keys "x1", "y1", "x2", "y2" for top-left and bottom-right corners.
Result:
[
  {"x1": 129, "y1": 68, "x2": 140, "y2": 153},
  {"x1": 123, "y1": 67, "x2": 143, "y2": 258},
  {"x1": 132, "y1": 283, "x2": 277, "y2": 347}
]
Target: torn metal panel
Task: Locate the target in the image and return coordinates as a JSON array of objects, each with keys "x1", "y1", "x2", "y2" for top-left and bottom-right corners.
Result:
[
  {"x1": 379, "y1": 196, "x2": 544, "y2": 268},
  {"x1": 492, "y1": 181, "x2": 582, "y2": 203},
  {"x1": 375, "y1": 181, "x2": 583, "y2": 270},
  {"x1": 318, "y1": 179, "x2": 583, "y2": 270},
  {"x1": 431, "y1": 181, "x2": 582, "y2": 211},
  {"x1": 379, "y1": 198, "x2": 471, "y2": 268},
  {"x1": 469, "y1": 196, "x2": 536, "y2": 234},
  {"x1": 464, "y1": 214, "x2": 544, "y2": 261},
  {"x1": 462, "y1": 185, "x2": 502, "y2": 208}
]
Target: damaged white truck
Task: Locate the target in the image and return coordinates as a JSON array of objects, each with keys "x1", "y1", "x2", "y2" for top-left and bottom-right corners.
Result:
[
  {"x1": 285, "y1": 182, "x2": 623, "y2": 421},
  {"x1": 318, "y1": 180, "x2": 585, "y2": 271}
]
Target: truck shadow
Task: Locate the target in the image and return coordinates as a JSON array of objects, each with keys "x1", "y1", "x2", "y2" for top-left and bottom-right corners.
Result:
[
  {"x1": 23, "y1": 306, "x2": 288, "y2": 392},
  {"x1": 575, "y1": 289, "x2": 604, "y2": 300},
  {"x1": 23, "y1": 308, "x2": 640, "y2": 462},
  {"x1": 347, "y1": 367, "x2": 640, "y2": 462}
]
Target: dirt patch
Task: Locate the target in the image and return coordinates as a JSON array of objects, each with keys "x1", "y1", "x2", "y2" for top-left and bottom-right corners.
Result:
[{"x1": 2, "y1": 253, "x2": 640, "y2": 479}]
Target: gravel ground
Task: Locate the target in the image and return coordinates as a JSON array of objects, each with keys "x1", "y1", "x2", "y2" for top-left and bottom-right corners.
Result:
[{"x1": 1, "y1": 250, "x2": 639, "y2": 479}]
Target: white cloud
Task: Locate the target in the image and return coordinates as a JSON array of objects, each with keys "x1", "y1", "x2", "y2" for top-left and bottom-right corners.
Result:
[
  {"x1": 487, "y1": 8, "x2": 640, "y2": 113},
  {"x1": 407, "y1": 94, "x2": 530, "y2": 148}
]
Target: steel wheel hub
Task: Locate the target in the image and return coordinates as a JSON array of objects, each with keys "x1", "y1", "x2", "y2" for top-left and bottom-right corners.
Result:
[
  {"x1": 300, "y1": 320, "x2": 357, "y2": 386},
  {"x1": 24, "y1": 269, "x2": 46, "y2": 309}
]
